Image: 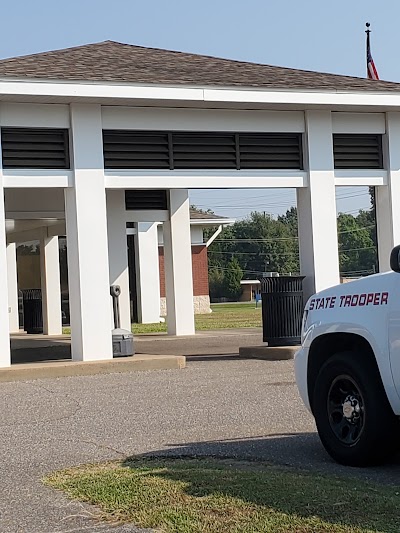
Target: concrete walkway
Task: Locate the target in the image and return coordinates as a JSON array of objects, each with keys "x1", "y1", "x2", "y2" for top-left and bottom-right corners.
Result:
[{"x1": 10, "y1": 328, "x2": 263, "y2": 361}]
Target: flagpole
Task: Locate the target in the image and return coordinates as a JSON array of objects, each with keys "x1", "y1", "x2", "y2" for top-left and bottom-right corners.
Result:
[
  {"x1": 365, "y1": 22, "x2": 379, "y2": 273},
  {"x1": 365, "y1": 22, "x2": 379, "y2": 80},
  {"x1": 365, "y1": 22, "x2": 371, "y2": 78}
]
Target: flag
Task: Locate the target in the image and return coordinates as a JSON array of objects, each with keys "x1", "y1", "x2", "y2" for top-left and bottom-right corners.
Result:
[{"x1": 366, "y1": 24, "x2": 379, "y2": 80}]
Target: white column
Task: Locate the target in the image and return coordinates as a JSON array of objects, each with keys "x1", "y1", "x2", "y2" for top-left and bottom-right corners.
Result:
[
  {"x1": 40, "y1": 235, "x2": 62, "y2": 335},
  {"x1": 297, "y1": 111, "x2": 340, "y2": 300},
  {"x1": 7, "y1": 243, "x2": 19, "y2": 334},
  {"x1": 376, "y1": 112, "x2": 400, "y2": 272},
  {"x1": 65, "y1": 104, "x2": 113, "y2": 361},
  {"x1": 106, "y1": 190, "x2": 131, "y2": 331},
  {"x1": 136, "y1": 222, "x2": 161, "y2": 324},
  {"x1": 0, "y1": 155, "x2": 11, "y2": 366},
  {"x1": 163, "y1": 189, "x2": 195, "y2": 335}
]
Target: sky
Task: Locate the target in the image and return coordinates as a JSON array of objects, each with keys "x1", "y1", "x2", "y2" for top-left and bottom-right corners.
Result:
[{"x1": 0, "y1": 0, "x2": 394, "y2": 219}]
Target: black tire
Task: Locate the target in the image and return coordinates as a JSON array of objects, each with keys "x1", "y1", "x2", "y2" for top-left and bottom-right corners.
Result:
[{"x1": 313, "y1": 351, "x2": 400, "y2": 466}]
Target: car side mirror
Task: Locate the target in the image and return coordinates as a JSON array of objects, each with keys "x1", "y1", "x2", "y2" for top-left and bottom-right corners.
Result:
[{"x1": 390, "y1": 245, "x2": 400, "y2": 273}]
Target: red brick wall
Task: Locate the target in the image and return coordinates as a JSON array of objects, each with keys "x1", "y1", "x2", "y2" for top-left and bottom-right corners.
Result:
[
  {"x1": 191, "y1": 245, "x2": 209, "y2": 296},
  {"x1": 159, "y1": 245, "x2": 209, "y2": 298}
]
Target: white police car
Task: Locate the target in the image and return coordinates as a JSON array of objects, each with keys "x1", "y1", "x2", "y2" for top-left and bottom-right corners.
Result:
[{"x1": 295, "y1": 245, "x2": 400, "y2": 466}]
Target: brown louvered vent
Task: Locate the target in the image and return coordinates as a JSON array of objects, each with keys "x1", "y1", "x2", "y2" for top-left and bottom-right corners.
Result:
[
  {"x1": 1, "y1": 127, "x2": 70, "y2": 169},
  {"x1": 239, "y1": 133, "x2": 303, "y2": 169},
  {"x1": 104, "y1": 130, "x2": 303, "y2": 170},
  {"x1": 172, "y1": 132, "x2": 237, "y2": 169},
  {"x1": 103, "y1": 131, "x2": 170, "y2": 169},
  {"x1": 125, "y1": 190, "x2": 168, "y2": 210},
  {"x1": 333, "y1": 134, "x2": 383, "y2": 169}
]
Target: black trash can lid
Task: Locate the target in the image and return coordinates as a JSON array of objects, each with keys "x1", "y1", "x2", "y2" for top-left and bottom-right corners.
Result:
[{"x1": 259, "y1": 275, "x2": 305, "y2": 292}]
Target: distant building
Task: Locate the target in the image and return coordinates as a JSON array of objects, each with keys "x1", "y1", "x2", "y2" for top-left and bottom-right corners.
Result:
[{"x1": 240, "y1": 280, "x2": 261, "y2": 302}]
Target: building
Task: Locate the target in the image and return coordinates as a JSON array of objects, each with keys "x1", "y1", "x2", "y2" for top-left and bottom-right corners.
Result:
[
  {"x1": 240, "y1": 280, "x2": 261, "y2": 302},
  {"x1": 156, "y1": 209, "x2": 234, "y2": 318},
  {"x1": 1, "y1": 40, "x2": 400, "y2": 367}
]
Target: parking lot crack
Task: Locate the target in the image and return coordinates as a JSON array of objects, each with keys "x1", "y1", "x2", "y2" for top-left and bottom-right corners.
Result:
[
  {"x1": 78, "y1": 439, "x2": 128, "y2": 457},
  {"x1": 0, "y1": 382, "x2": 83, "y2": 428}
]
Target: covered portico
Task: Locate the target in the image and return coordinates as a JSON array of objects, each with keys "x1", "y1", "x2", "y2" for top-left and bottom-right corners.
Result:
[
  {"x1": 4, "y1": 178, "x2": 195, "y2": 368},
  {"x1": 0, "y1": 41, "x2": 399, "y2": 367}
]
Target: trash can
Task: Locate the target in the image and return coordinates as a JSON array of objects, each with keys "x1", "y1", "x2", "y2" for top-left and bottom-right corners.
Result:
[
  {"x1": 260, "y1": 276, "x2": 305, "y2": 346},
  {"x1": 21, "y1": 289, "x2": 43, "y2": 334}
]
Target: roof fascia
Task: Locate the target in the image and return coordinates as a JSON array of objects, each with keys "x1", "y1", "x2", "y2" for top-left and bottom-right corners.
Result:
[
  {"x1": 190, "y1": 218, "x2": 235, "y2": 226},
  {"x1": 0, "y1": 79, "x2": 399, "y2": 109}
]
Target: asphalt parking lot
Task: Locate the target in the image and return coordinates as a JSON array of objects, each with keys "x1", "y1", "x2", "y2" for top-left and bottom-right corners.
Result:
[{"x1": 2, "y1": 354, "x2": 400, "y2": 533}]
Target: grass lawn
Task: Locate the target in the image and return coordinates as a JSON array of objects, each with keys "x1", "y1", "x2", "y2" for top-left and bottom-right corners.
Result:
[
  {"x1": 44, "y1": 456, "x2": 400, "y2": 533},
  {"x1": 131, "y1": 302, "x2": 262, "y2": 334},
  {"x1": 62, "y1": 302, "x2": 262, "y2": 335}
]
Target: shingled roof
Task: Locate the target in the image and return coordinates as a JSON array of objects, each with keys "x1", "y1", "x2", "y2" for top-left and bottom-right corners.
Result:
[
  {"x1": 0, "y1": 41, "x2": 399, "y2": 93},
  {"x1": 189, "y1": 209, "x2": 228, "y2": 221}
]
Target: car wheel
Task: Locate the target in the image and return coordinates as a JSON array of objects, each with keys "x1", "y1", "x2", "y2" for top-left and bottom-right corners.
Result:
[{"x1": 313, "y1": 351, "x2": 400, "y2": 466}]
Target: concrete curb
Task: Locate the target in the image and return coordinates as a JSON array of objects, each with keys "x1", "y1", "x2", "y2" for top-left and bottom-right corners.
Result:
[
  {"x1": 239, "y1": 345, "x2": 298, "y2": 361},
  {"x1": 0, "y1": 354, "x2": 186, "y2": 382}
]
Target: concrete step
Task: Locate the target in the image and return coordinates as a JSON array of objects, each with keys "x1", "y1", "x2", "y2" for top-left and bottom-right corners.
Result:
[
  {"x1": 0, "y1": 354, "x2": 186, "y2": 382},
  {"x1": 239, "y1": 345, "x2": 298, "y2": 361}
]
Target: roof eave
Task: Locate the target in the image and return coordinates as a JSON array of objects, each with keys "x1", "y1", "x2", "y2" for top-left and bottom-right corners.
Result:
[
  {"x1": 0, "y1": 74, "x2": 399, "y2": 94},
  {"x1": 190, "y1": 218, "x2": 235, "y2": 226},
  {"x1": 0, "y1": 78, "x2": 399, "y2": 110}
]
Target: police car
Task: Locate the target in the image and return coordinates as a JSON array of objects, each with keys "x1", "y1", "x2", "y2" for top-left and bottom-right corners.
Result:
[{"x1": 295, "y1": 245, "x2": 400, "y2": 466}]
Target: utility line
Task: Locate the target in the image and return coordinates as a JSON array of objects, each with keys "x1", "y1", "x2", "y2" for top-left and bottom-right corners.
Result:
[
  {"x1": 211, "y1": 224, "x2": 376, "y2": 243},
  {"x1": 209, "y1": 245, "x2": 376, "y2": 257}
]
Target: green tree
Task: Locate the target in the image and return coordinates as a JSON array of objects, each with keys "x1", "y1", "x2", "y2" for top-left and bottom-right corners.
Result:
[
  {"x1": 207, "y1": 210, "x2": 299, "y2": 279},
  {"x1": 205, "y1": 202, "x2": 378, "y2": 290},
  {"x1": 208, "y1": 267, "x2": 225, "y2": 300},
  {"x1": 207, "y1": 223, "x2": 234, "y2": 270},
  {"x1": 356, "y1": 208, "x2": 377, "y2": 248},
  {"x1": 16, "y1": 243, "x2": 39, "y2": 256},
  {"x1": 232, "y1": 212, "x2": 299, "y2": 276},
  {"x1": 369, "y1": 186, "x2": 376, "y2": 209},
  {"x1": 190, "y1": 205, "x2": 215, "y2": 215},
  {"x1": 223, "y1": 257, "x2": 243, "y2": 300},
  {"x1": 337, "y1": 213, "x2": 376, "y2": 275},
  {"x1": 278, "y1": 206, "x2": 298, "y2": 237}
]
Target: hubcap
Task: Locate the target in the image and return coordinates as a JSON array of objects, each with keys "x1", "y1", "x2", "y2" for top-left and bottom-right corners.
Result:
[
  {"x1": 342, "y1": 395, "x2": 361, "y2": 421},
  {"x1": 327, "y1": 375, "x2": 365, "y2": 446}
]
